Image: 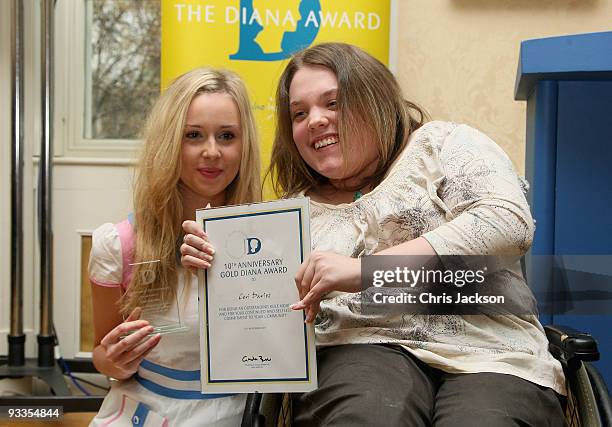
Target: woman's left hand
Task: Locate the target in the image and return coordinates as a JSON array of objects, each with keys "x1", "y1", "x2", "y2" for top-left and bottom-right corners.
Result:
[
  {"x1": 180, "y1": 220, "x2": 215, "y2": 274},
  {"x1": 291, "y1": 251, "x2": 361, "y2": 322}
]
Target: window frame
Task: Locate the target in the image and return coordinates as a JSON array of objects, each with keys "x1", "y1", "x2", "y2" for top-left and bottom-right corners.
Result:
[{"x1": 55, "y1": 0, "x2": 157, "y2": 160}]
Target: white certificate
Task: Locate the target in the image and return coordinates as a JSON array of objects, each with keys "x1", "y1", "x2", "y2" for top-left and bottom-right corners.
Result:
[{"x1": 197, "y1": 198, "x2": 317, "y2": 393}]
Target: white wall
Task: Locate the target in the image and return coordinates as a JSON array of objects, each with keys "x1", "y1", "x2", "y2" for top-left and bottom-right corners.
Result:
[{"x1": 50, "y1": 163, "x2": 132, "y2": 357}]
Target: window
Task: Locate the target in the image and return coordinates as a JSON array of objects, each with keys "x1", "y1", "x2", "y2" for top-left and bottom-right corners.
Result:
[
  {"x1": 84, "y1": 0, "x2": 160, "y2": 140},
  {"x1": 55, "y1": 0, "x2": 160, "y2": 158}
]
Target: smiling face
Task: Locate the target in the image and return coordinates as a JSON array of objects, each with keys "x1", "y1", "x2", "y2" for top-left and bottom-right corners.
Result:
[
  {"x1": 179, "y1": 92, "x2": 242, "y2": 206},
  {"x1": 288, "y1": 65, "x2": 378, "y2": 183}
]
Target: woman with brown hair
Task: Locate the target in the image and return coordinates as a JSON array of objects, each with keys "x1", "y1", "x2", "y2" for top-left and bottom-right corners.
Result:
[{"x1": 182, "y1": 43, "x2": 565, "y2": 426}]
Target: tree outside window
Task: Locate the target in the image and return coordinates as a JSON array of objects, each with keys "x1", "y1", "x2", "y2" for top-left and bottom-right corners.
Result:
[{"x1": 85, "y1": 0, "x2": 160, "y2": 140}]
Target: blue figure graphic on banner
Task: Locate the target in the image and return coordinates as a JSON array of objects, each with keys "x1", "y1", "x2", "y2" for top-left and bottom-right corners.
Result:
[{"x1": 230, "y1": 0, "x2": 321, "y2": 61}]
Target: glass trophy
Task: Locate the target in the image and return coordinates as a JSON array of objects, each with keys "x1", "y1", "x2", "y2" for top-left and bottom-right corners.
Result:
[{"x1": 127, "y1": 260, "x2": 188, "y2": 335}]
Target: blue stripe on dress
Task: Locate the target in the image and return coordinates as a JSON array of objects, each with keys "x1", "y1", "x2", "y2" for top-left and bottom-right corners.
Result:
[
  {"x1": 140, "y1": 359, "x2": 200, "y2": 381},
  {"x1": 134, "y1": 374, "x2": 235, "y2": 400}
]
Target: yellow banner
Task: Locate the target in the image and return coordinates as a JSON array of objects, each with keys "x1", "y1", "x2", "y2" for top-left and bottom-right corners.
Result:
[{"x1": 162, "y1": 0, "x2": 391, "y2": 197}]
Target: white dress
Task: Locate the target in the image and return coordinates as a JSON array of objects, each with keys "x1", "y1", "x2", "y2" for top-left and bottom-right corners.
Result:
[
  {"x1": 88, "y1": 222, "x2": 246, "y2": 427},
  {"x1": 306, "y1": 121, "x2": 566, "y2": 395}
]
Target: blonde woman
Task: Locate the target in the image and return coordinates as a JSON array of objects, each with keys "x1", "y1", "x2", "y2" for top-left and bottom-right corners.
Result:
[
  {"x1": 182, "y1": 44, "x2": 566, "y2": 426},
  {"x1": 88, "y1": 68, "x2": 261, "y2": 426}
]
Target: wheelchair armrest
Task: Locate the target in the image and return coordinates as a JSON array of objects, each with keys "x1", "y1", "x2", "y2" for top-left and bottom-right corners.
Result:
[
  {"x1": 545, "y1": 325, "x2": 600, "y2": 370},
  {"x1": 242, "y1": 393, "x2": 265, "y2": 427},
  {"x1": 241, "y1": 393, "x2": 284, "y2": 427}
]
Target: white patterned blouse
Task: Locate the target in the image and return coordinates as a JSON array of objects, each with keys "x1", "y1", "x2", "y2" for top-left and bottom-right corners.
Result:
[{"x1": 305, "y1": 121, "x2": 565, "y2": 395}]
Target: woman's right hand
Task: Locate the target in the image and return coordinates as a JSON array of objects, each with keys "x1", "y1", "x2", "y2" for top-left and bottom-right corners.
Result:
[
  {"x1": 97, "y1": 307, "x2": 161, "y2": 379},
  {"x1": 180, "y1": 220, "x2": 216, "y2": 273}
]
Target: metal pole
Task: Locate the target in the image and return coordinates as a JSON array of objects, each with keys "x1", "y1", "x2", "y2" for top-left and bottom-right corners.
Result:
[
  {"x1": 38, "y1": 0, "x2": 55, "y2": 367},
  {"x1": 9, "y1": 0, "x2": 25, "y2": 367}
]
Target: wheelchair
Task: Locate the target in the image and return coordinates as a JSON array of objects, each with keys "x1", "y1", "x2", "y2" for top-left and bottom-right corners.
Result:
[{"x1": 241, "y1": 324, "x2": 612, "y2": 427}]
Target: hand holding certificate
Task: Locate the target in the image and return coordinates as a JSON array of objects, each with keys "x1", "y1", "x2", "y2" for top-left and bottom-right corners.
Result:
[{"x1": 197, "y1": 198, "x2": 317, "y2": 393}]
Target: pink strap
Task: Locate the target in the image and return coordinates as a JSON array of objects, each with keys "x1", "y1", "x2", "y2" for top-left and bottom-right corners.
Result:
[
  {"x1": 100, "y1": 394, "x2": 126, "y2": 427},
  {"x1": 115, "y1": 219, "x2": 135, "y2": 290}
]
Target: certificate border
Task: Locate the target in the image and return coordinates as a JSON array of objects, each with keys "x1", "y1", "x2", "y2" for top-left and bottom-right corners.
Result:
[{"x1": 201, "y1": 205, "x2": 312, "y2": 385}]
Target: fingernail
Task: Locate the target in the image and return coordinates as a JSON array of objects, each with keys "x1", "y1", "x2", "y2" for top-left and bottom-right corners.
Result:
[{"x1": 290, "y1": 303, "x2": 301, "y2": 310}]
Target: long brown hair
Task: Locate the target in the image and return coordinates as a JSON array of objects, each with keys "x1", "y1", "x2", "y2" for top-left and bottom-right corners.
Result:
[
  {"x1": 121, "y1": 68, "x2": 261, "y2": 315},
  {"x1": 267, "y1": 42, "x2": 427, "y2": 196}
]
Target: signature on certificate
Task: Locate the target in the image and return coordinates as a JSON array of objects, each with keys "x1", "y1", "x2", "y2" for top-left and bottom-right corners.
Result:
[{"x1": 242, "y1": 354, "x2": 272, "y2": 363}]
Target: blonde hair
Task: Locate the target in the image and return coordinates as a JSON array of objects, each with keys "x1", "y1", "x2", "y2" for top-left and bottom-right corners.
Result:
[
  {"x1": 121, "y1": 68, "x2": 261, "y2": 315},
  {"x1": 267, "y1": 42, "x2": 427, "y2": 196}
]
